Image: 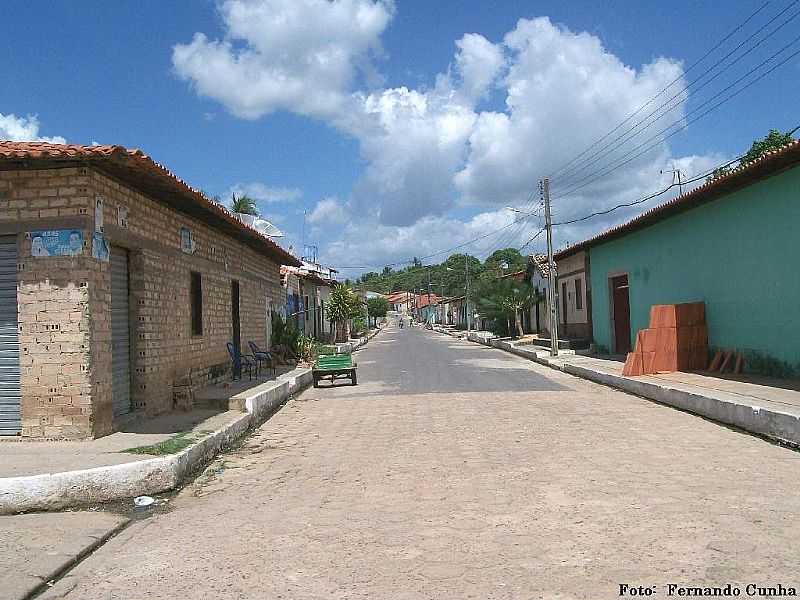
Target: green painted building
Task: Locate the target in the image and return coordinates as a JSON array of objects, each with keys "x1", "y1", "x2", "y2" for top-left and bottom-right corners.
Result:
[{"x1": 561, "y1": 141, "x2": 800, "y2": 374}]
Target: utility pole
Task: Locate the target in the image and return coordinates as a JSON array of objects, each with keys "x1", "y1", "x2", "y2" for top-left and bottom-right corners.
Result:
[
  {"x1": 662, "y1": 167, "x2": 685, "y2": 196},
  {"x1": 301, "y1": 209, "x2": 306, "y2": 260},
  {"x1": 465, "y1": 255, "x2": 471, "y2": 332},
  {"x1": 542, "y1": 177, "x2": 558, "y2": 357},
  {"x1": 423, "y1": 268, "x2": 430, "y2": 325}
]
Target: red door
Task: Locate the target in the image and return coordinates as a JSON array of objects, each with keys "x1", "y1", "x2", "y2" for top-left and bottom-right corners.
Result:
[{"x1": 611, "y1": 275, "x2": 631, "y2": 354}]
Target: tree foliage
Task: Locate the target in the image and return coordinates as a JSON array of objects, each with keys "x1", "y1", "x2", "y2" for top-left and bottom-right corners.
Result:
[
  {"x1": 367, "y1": 296, "x2": 389, "y2": 324},
  {"x1": 230, "y1": 193, "x2": 259, "y2": 216},
  {"x1": 351, "y1": 250, "x2": 517, "y2": 298},
  {"x1": 707, "y1": 128, "x2": 796, "y2": 182},
  {"x1": 327, "y1": 284, "x2": 362, "y2": 342},
  {"x1": 472, "y1": 278, "x2": 542, "y2": 337}
]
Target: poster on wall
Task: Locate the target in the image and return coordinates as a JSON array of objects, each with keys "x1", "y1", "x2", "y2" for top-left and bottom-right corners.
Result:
[
  {"x1": 29, "y1": 230, "x2": 83, "y2": 257},
  {"x1": 92, "y1": 232, "x2": 109, "y2": 262},
  {"x1": 95, "y1": 196, "x2": 104, "y2": 232}
]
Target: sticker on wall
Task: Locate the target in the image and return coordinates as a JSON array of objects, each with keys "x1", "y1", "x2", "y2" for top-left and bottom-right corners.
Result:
[
  {"x1": 117, "y1": 205, "x2": 129, "y2": 228},
  {"x1": 95, "y1": 196, "x2": 104, "y2": 232},
  {"x1": 92, "y1": 232, "x2": 109, "y2": 262},
  {"x1": 180, "y1": 227, "x2": 195, "y2": 254},
  {"x1": 28, "y1": 230, "x2": 84, "y2": 257}
]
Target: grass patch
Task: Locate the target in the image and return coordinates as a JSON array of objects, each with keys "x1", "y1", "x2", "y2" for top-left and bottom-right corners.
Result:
[{"x1": 121, "y1": 431, "x2": 198, "y2": 456}]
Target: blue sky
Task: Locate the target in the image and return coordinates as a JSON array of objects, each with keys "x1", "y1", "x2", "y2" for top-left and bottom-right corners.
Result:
[{"x1": 2, "y1": 1, "x2": 798, "y2": 272}]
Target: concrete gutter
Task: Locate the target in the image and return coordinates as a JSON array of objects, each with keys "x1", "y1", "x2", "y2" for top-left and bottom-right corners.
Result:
[
  {"x1": 436, "y1": 327, "x2": 800, "y2": 448},
  {"x1": 0, "y1": 367, "x2": 313, "y2": 515}
]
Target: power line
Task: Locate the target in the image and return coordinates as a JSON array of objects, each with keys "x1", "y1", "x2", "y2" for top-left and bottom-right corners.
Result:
[
  {"x1": 552, "y1": 35, "x2": 800, "y2": 200},
  {"x1": 333, "y1": 210, "x2": 540, "y2": 270},
  {"x1": 519, "y1": 227, "x2": 546, "y2": 252},
  {"x1": 549, "y1": 1, "x2": 772, "y2": 180},
  {"x1": 551, "y1": 133, "x2": 797, "y2": 227},
  {"x1": 552, "y1": 0, "x2": 800, "y2": 189}
]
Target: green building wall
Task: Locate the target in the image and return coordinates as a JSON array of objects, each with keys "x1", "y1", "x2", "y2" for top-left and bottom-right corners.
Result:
[{"x1": 589, "y1": 165, "x2": 800, "y2": 370}]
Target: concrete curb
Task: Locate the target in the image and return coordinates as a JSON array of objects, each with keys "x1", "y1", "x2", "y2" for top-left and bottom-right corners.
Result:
[
  {"x1": 0, "y1": 367, "x2": 313, "y2": 515},
  {"x1": 438, "y1": 327, "x2": 800, "y2": 448}
]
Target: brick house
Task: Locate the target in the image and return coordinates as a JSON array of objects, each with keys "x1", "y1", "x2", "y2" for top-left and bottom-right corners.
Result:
[{"x1": 0, "y1": 142, "x2": 300, "y2": 439}]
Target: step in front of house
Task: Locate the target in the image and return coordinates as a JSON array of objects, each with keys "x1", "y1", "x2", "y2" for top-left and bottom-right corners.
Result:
[{"x1": 520, "y1": 336, "x2": 590, "y2": 350}]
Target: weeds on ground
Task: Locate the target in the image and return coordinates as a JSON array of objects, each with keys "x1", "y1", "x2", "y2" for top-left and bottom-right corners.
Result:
[{"x1": 121, "y1": 431, "x2": 198, "y2": 456}]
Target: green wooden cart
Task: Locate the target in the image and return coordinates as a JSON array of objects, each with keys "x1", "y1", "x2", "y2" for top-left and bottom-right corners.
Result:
[{"x1": 312, "y1": 350, "x2": 358, "y2": 387}]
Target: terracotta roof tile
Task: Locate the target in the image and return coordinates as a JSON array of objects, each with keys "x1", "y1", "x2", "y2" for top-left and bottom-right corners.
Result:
[
  {"x1": 529, "y1": 253, "x2": 555, "y2": 278},
  {"x1": 0, "y1": 141, "x2": 301, "y2": 267},
  {"x1": 554, "y1": 139, "x2": 800, "y2": 259}
]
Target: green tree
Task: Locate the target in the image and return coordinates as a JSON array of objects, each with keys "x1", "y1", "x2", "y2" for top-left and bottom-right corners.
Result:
[
  {"x1": 472, "y1": 278, "x2": 541, "y2": 338},
  {"x1": 327, "y1": 284, "x2": 362, "y2": 342},
  {"x1": 230, "y1": 193, "x2": 259, "y2": 216},
  {"x1": 707, "y1": 128, "x2": 796, "y2": 182},
  {"x1": 367, "y1": 296, "x2": 389, "y2": 326}
]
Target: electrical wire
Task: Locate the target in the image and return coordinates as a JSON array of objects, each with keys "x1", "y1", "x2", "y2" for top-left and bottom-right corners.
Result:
[
  {"x1": 333, "y1": 126, "x2": 797, "y2": 273},
  {"x1": 550, "y1": 137, "x2": 794, "y2": 227},
  {"x1": 552, "y1": 0, "x2": 800, "y2": 189},
  {"x1": 519, "y1": 227, "x2": 546, "y2": 252},
  {"x1": 549, "y1": 1, "x2": 771, "y2": 179},
  {"x1": 333, "y1": 210, "x2": 540, "y2": 270},
  {"x1": 552, "y1": 35, "x2": 800, "y2": 200}
]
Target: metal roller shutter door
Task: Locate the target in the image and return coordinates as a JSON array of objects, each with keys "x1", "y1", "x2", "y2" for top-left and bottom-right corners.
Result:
[
  {"x1": 0, "y1": 237, "x2": 20, "y2": 435},
  {"x1": 110, "y1": 247, "x2": 132, "y2": 418}
]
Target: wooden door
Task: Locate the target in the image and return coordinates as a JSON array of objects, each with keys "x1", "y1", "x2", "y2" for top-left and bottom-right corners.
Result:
[{"x1": 611, "y1": 275, "x2": 631, "y2": 354}]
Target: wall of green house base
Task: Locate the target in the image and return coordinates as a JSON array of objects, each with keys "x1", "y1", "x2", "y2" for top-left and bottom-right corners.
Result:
[{"x1": 590, "y1": 166, "x2": 800, "y2": 371}]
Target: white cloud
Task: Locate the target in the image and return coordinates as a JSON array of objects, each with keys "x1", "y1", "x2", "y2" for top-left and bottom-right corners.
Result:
[
  {"x1": 307, "y1": 197, "x2": 349, "y2": 225},
  {"x1": 175, "y1": 7, "x2": 726, "y2": 270},
  {"x1": 455, "y1": 17, "x2": 687, "y2": 211},
  {"x1": 172, "y1": 0, "x2": 394, "y2": 120},
  {"x1": 226, "y1": 182, "x2": 302, "y2": 203},
  {"x1": 0, "y1": 113, "x2": 66, "y2": 143},
  {"x1": 453, "y1": 33, "x2": 506, "y2": 103},
  {"x1": 322, "y1": 208, "x2": 539, "y2": 269}
]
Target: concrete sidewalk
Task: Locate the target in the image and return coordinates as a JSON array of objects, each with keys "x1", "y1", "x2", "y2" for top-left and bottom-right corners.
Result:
[
  {"x1": 1, "y1": 511, "x2": 130, "y2": 600},
  {"x1": 0, "y1": 409, "x2": 241, "y2": 478},
  {"x1": 0, "y1": 365, "x2": 314, "y2": 514},
  {"x1": 0, "y1": 327, "x2": 386, "y2": 514},
  {"x1": 436, "y1": 326, "x2": 800, "y2": 447}
]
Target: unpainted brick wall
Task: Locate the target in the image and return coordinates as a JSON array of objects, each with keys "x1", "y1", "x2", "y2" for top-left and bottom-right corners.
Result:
[
  {"x1": 91, "y1": 170, "x2": 283, "y2": 419},
  {"x1": 0, "y1": 167, "x2": 99, "y2": 438},
  {"x1": 2, "y1": 166, "x2": 285, "y2": 438}
]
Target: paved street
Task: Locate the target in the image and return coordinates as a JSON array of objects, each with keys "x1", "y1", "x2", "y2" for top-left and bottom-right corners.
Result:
[{"x1": 42, "y1": 325, "x2": 800, "y2": 599}]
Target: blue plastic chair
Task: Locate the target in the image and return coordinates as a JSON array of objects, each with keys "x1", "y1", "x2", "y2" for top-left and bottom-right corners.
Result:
[
  {"x1": 227, "y1": 342, "x2": 256, "y2": 381},
  {"x1": 249, "y1": 341, "x2": 277, "y2": 377}
]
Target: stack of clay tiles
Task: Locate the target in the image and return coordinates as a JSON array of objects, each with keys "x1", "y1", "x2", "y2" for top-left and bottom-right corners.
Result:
[{"x1": 622, "y1": 302, "x2": 708, "y2": 376}]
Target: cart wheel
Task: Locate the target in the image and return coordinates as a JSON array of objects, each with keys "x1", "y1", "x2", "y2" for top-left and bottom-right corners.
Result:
[
  {"x1": 351, "y1": 372, "x2": 358, "y2": 386},
  {"x1": 313, "y1": 375, "x2": 319, "y2": 388}
]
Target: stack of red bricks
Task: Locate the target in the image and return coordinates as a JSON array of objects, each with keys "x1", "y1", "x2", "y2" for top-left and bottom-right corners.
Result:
[{"x1": 622, "y1": 302, "x2": 708, "y2": 376}]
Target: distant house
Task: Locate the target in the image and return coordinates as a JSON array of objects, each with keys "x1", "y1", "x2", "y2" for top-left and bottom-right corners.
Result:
[
  {"x1": 281, "y1": 264, "x2": 335, "y2": 341},
  {"x1": 552, "y1": 248, "x2": 591, "y2": 340},
  {"x1": 415, "y1": 293, "x2": 440, "y2": 323},
  {"x1": 526, "y1": 254, "x2": 553, "y2": 335},
  {"x1": 562, "y1": 139, "x2": 800, "y2": 370},
  {"x1": 386, "y1": 291, "x2": 412, "y2": 313}
]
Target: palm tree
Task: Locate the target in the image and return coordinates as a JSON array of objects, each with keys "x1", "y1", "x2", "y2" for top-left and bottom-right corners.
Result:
[
  {"x1": 327, "y1": 284, "x2": 362, "y2": 342},
  {"x1": 230, "y1": 193, "x2": 258, "y2": 216},
  {"x1": 474, "y1": 278, "x2": 541, "y2": 338}
]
